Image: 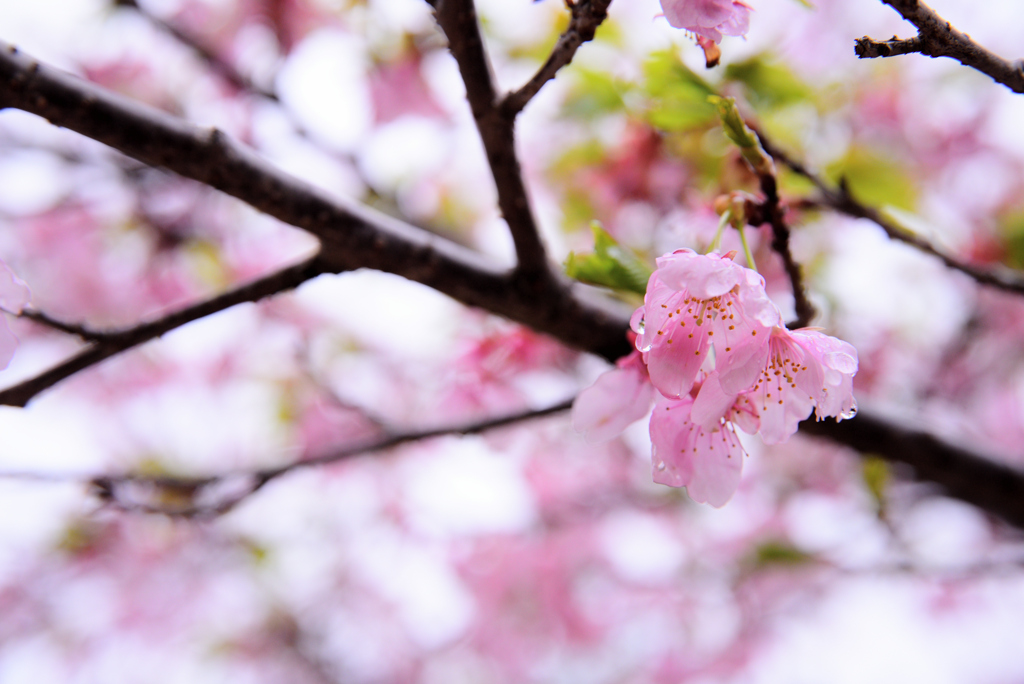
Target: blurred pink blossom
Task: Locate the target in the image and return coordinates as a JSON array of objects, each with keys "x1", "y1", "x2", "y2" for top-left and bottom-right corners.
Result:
[
  {"x1": 659, "y1": 0, "x2": 752, "y2": 43},
  {"x1": 369, "y1": 52, "x2": 446, "y2": 124}
]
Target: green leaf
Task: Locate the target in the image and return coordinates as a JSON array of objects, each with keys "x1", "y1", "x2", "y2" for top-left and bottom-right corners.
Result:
[
  {"x1": 562, "y1": 68, "x2": 627, "y2": 119},
  {"x1": 564, "y1": 223, "x2": 652, "y2": 295},
  {"x1": 750, "y1": 540, "x2": 814, "y2": 568},
  {"x1": 708, "y1": 95, "x2": 758, "y2": 148},
  {"x1": 826, "y1": 147, "x2": 918, "y2": 211},
  {"x1": 862, "y1": 455, "x2": 889, "y2": 513},
  {"x1": 642, "y1": 50, "x2": 718, "y2": 132},
  {"x1": 708, "y1": 95, "x2": 775, "y2": 176},
  {"x1": 997, "y1": 209, "x2": 1024, "y2": 270},
  {"x1": 724, "y1": 55, "x2": 812, "y2": 110}
]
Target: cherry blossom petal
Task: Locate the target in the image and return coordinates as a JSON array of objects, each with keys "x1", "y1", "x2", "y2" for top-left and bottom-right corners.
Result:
[
  {"x1": 650, "y1": 394, "x2": 746, "y2": 507},
  {"x1": 692, "y1": 373, "x2": 737, "y2": 430},
  {"x1": 636, "y1": 275, "x2": 711, "y2": 399},
  {"x1": 687, "y1": 424, "x2": 745, "y2": 507},
  {"x1": 656, "y1": 249, "x2": 742, "y2": 299},
  {"x1": 0, "y1": 260, "x2": 30, "y2": 313},
  {"x1": 729, "y1": 392, "x2": 760, "y2": 435},
  {"x1": 791, "y1": 329, "x2": 859, "y2": 420},
  {"x1": 659, "y1": 0, "x2": 752, "y2": 43},
  {"x1": 0, "y1": 319, "x2": 18, "y2": 370},
  {"x1": 748, "y1": 327, "x2": 819, "y2": 444},
  {"x1": 572, "y1": 352, "x2": 654, "y2": 443},
  {"x1": 636, "y1": 252, "x2": 777, "y2": 399},
  {"x1": 650, "y1": 396, "x2": 696, "y2": 488}
]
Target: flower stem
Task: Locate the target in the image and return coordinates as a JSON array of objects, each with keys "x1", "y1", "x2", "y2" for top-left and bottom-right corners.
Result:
[
  {"x1": 738, "y1": 224, "x2": 757, "y2": 271},
  {"x1": 709, "y1": 210, "x2": 730, "y2": 253}
]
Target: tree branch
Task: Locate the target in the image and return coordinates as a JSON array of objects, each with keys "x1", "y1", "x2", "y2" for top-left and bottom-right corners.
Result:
[
  {"x1": 88, "y1": 397, "x2": 575, "y2": 517},
  {"x1": 802, "y1": 411, "x2": 1024, "y2": 531},
  {"x1": 855, "y1": 0, "x2": 1024, "y2": 95},
  {"x1": 756, "y1": 132, "x2": 1024, "y2": 295},
  {"x1": 2, "y1": 255, "x2": 328, "y2": 406},
  {"x1": 500, "y1": 0, "x2": 614, "y2": 117},
  {"x1": 854, "y1": 35, "x2": 924, "y2": 59},
  {"x1": 747, "y1": 165, "x2": 817, "y2": 329},
  {"x1": 0, "y1": 42, "x2": 633, "y2": 368},
  {"x1": 428, "y1": 0, "x2": 551, "y2": 277},
  {"x1": 19, "y1": 307, "x2": 109, "y2": 341}
]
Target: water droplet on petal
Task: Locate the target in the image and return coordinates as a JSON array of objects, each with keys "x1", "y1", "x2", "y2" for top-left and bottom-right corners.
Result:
[
  {"x1": 839, "y1": 405, "x2": 858, "y2": 420},
  {"x1": 656, "y1": 461, "x2": 666, "y2": 471}
]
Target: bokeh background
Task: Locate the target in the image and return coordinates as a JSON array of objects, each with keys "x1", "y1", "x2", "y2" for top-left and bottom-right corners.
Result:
[{"x1": 2, "y1": 0, "x2": 1024, "y2": 681}]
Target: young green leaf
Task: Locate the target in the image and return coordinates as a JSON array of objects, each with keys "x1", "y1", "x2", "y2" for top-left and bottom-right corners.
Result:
[{"x1": 564, "y1": 223, "x2": 652, "y2": 295}]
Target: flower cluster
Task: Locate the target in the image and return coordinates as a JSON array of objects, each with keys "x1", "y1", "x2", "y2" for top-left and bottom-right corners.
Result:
[{"x1": 573, "y1": 249, "x2": 858, "y2": 507}]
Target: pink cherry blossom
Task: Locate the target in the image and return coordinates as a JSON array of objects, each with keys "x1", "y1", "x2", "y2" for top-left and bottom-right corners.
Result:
[
  {"x1": 692, "y1": 371, "x2": 759, "y2": 435},
  {"x1": 791, "y1": 329, "x2": 859, "y2": 421},
  {"x1": 741, "y1": 327, "x2": 858, "y2": 444},
  {"x1": 650, "y1": 391, "x2": 748, "y2": 507},
  {"x1": 572, "y1": 350, "x2": 654, "y2": 443},
  {"x1": 659, "y1": 0, "x2": 753, "y2": 43},
  {"x1": 633, "y1": 249, "x2": 780, "y2": 400}
]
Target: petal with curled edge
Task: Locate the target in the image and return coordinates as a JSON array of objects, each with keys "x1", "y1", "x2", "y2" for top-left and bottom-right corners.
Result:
[{"x1": 572, "y1": 352, "x2": 654, "y2": 443}]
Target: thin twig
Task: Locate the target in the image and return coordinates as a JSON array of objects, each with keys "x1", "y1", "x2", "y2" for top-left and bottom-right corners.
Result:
[
  {"x1": 855, "y1": 0, "x2": 1024, "y2": 94},
  {"x1": 757, "y1": 133, "x2": 1024, "y2": 295},
  {"x1": 854, "y1": 35, "x2": 924, "y2": 59},
  {"x1": 429, "y1": 0, "x2": 551, "y2": 277},
  {"x1": 8, "y1": 398, "x2": 575, "y2": 518},
  {"x1": 112, "y1": 0, "x2": 279, "y2": 101},
  {"x1": 748, "y1": 172, "x2": 817, "y2": 329},
  {"x1": 501, "y1": 0, "x2": 614, "y2": 117},
  {"x1": 18, "y1": 308, "x2": 110, "y2": 341},
  {"x1": 0, "y1": 255, "x2": 328, "y2": 406}
]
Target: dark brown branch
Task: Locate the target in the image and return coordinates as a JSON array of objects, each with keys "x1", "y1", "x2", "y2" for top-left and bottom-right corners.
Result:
[
  {"x1": 19, "y1": 307, "x2": 108, "y2": 341},
  {"x1": 501, "y1": 0, "x2": 614, "y2": 117},
  {"x1": 0, "y1": 42, "x2": 633, "y2": 370},
  {"x1": 757, "y1": 134, "x2": 1024, "y2": 295},
  {"x1": 856, "y1": 0, "x2": 1024, "y2": 95},
  {"x1": 91, "y1": 397, "x2": 575, "y2": 517},
  {"x1": 854, "y1": 35, "x2": 924, "y2": 59},
  {"x1": 429, "y1": 0, "x2": 551, "y2": 277},
  {"x1": 748, "y1": 170, "x2": 816, "y2": 329},
  {"x1": 117, "y1": 0, "x2": 455, "y2": 244},
  {"x1": 1, "y1": 255, "x2": 328, "y2": 406},
  {"x1": 802, "y1": 411, "x2": 1024, "y2": 532}
]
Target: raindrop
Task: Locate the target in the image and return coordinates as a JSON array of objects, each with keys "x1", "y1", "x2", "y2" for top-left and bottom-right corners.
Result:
[
  {"x1": 656, "y1": 461, "x2": 666, "y2": 471},
  {"x1": 636, "y1": 319, "x2": 654, "y2": 352}
]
